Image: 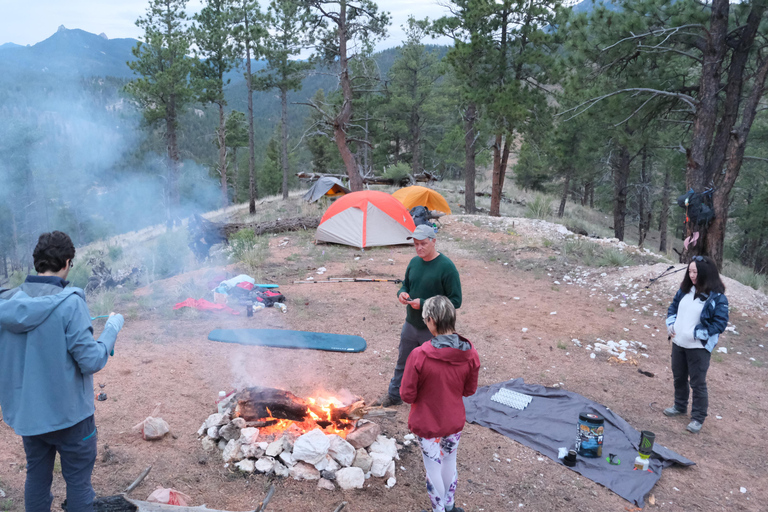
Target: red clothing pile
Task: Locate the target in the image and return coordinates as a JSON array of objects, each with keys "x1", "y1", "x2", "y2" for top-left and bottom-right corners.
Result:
[
  {"x1": 173, "y1": 298, "x2": 240, "y2": 315},
  {"x1": 400, "y1": 334, "x2": 480, "y2": 439}
]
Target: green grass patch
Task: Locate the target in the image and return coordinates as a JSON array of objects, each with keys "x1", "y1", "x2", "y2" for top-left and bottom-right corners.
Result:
[
  {"x1": 525, "y1": 195, "x2": 552, "y2": 219},
  {"x1": 597, "y1": 248, "x2": 635, "y2": 267},
  {"x1": 722, "y1": 261, "x2": 767, "y2": 292},
  {"x1": 557, "y1": 341, "x2": 567, "y2": 350}
]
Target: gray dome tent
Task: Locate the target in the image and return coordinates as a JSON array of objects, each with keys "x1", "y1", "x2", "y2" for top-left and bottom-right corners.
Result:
[{"x1": 303, "y1": 177, "x2": 351, "y2": 203}]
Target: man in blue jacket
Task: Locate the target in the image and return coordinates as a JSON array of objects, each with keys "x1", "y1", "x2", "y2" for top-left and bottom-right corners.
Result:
[{"x1": 0, "y1": 231, "x2": 124, "y2": 512}]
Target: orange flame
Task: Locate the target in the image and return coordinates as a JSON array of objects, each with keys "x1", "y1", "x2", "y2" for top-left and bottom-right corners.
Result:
[{"x1": 253, "y1": 395, "x2": 354, "y2": 439}]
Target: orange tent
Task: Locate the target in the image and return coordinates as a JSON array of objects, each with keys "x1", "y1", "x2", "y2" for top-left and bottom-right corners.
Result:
[
  {"x1": 392, "y1": 186, "x2": 451, "y2": 214},
  {"x1": 316, "y1": 191, "x2": 416, "y2": 248}
]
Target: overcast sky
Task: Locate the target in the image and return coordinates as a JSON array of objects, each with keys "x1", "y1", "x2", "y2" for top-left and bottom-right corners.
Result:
[{"x1": 0, "y1": 0, "x2": 453, "y2": 50}]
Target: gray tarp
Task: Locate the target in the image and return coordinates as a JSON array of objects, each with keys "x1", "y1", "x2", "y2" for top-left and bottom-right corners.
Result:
[
  {"x1": 464, "y1": 379, "x2": 694, "y2": 508},
  {"x1": 303, "y1": 177, "x2": 350, "y2": 202}
]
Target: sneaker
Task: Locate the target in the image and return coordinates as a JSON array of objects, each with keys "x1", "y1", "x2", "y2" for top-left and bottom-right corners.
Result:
[
  {"x1": 371, "y1": 394, "x2": 403, "y2": 407},
  {"x1": 686, "y1": 420, "x2": 703, "y2": 433},
  {"x1": 663, "y1": 406, "x2": 684, "y2": 417}
]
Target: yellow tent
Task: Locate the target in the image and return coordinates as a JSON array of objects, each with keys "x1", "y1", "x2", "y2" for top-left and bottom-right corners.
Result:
[{"x1": 392, "y1": 186, "x2": 451, "y2": 214}]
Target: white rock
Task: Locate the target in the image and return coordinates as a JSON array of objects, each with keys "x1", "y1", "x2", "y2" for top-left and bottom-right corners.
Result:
[
  {"x1": 207, "y1": 426, "x2": 219, "y2": 439},
  {"x1": 235, "y1": 459, "x2": 255, "y2": 473},
  {"x1": 336, "y1": 467, "x2": 365, "y2": 490},
  {"x1": 290, "y1": 461, "x2": 321, "y2": 481},
  {"x1": 314, "y1": 454, "x2": 339, "y2": 472},
  {"x1": 218, "y1": 439, "x2": 227, "y2": 451},
  {"x1": 740, "y1": 487, "x2": 747, "y2": 493},
  {"x1": 255, "y1": 457, "x2": 276, "y2": 474},
  {"x1": 201, "y1": 437, "x2": 216, "y2": 451},
  {"x1": 293, "y1": 429, "x2": 331, "y2": 464},
  {"x1": 386, "y1": 477, "x2": 397, "y2": 488},
  {"x1": 369, "y1": 435, "x2": 399, "y2": 461},
  {"x1": 384, "y1": 460, "x2": 396, "y2": 480},
  {"x1": 258, "y1": 442, "x2": 269, "y2": 451},
  {"x1": 328, "y1": 435, "x2": 356, "y2": 467},
  {"x1": 716, "y1": 415, "x2": 723, "y2": 420},
  {"x1": 274, "y1": 461, "x2": 290, "y2": 477},
  {"x1": 590, "y1": 353, "x2": 596, "y2": 359},
  {"x1": 231, "y1": 417, "x2": 246, "y2": 429},
  {"x1": 265, "y1": 439, "x2": 284, "y2": 457},
  {"x1": 717, "y1": 347, "x2": 728, "y2": 354},
  {"x1": 240, "y1": 443, "x2": 265, "y2": 459},
  {"x1": 522, "y1": 328, "x2": 528, "y2": 333},
  {"x1": 352, "y1": 448, "x2": 373, "y2": 473},
  {"x1": 239, "y1": 427, "x2": 259, "y2": 445},
  {"x1": 317, "y1": 478, "x2": 336, "y2": 491},
  {"x1": 370, "y1": 452, "x2": 394, "y2": 477},
  {"x1": 204, "y1": 412, "x2": 228, "y2": 429},
  {"x1": 222, "y1": 439, "x2": 242, "y2": 463},
  {"x1": 550, "y1": 311, "x2": 557, "y2": 315},
  {"x1": 279, "y1": 450, "x2": 297, "y2": 467}
]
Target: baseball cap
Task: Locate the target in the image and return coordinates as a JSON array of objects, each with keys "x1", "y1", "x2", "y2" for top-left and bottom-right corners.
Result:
[{"x1": 407, "y1": 224, "x2": 436, "y2": 241}]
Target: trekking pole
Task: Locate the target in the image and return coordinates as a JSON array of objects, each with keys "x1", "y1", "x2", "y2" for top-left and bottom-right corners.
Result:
[
  {"x1": 644, "y1": 266, "x2": 686, "y2": 289},
  {"x1": 293, "y1": 277, "x2": 402, "y2": 284}
]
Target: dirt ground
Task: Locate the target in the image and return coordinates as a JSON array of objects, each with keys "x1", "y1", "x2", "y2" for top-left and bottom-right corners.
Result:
[{"x1": 1, "y1": 216, "x2": 767, "y2": 512}]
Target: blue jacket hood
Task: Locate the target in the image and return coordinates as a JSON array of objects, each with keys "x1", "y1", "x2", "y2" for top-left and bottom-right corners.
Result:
[{"x1": 0, "y1": 288, "x2": 85, "y2": 334}]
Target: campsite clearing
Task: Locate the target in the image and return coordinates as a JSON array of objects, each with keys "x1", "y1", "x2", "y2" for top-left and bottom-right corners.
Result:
[{"x1": 0, "y1": 216, "x2": 766, "y2": 512}]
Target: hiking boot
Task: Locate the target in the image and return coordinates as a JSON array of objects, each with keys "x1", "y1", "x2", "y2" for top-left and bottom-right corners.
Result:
[
  {"x1": 663, "y1": 406, "x2": 684, "y2": 417},
  {"x1": 446, "y1": 506, "x2": 465, "y2": 512},
  {"x1": 371, "y1": 394, "x2": 403, "y2": 407},
  {"x1": 686, "y1": 420, "x2": 703, "y2": 433}
]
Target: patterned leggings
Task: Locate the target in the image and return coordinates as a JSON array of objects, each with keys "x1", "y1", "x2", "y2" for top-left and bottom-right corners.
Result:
[{"x1": 418, "y1": 432, "x2": 462, "y2": 512}]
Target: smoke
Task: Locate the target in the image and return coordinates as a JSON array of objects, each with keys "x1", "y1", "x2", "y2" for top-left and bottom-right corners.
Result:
[{"x1": 0, "y1": 73, "x2": 221, "y2": 267}]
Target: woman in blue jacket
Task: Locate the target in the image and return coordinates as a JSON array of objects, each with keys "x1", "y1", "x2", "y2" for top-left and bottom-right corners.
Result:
[{"x1": 664, "y1": 255, "x2": 729, "y2": 433}]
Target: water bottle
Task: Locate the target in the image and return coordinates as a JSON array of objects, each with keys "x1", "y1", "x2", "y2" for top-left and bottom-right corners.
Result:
[{"x1": 274, "y1": 302, "x2": 287, "y2": 313}]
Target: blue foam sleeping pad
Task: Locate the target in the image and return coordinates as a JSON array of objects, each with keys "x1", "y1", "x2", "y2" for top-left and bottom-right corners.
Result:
[{"x1": 208, "y1": 329, "x2": 367, "y2": 353}]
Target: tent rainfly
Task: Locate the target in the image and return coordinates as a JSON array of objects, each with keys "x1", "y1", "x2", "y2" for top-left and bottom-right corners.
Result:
[
  {"x1": 303, "y1": 177, "x2": 351, "y2": 202},
  {"x1": 316, "y1": 191, "x2": 416, "y2": 248},
  {"x1": 391, "y1": 185, "x2": 452, "y2": 214}
]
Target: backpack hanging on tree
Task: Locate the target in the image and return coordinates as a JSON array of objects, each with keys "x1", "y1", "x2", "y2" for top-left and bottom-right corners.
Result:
[{"x1": 676, "y1": 188, "x2": 715, "y2": 226}]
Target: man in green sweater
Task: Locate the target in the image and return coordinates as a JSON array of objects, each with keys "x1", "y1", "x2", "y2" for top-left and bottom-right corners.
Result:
[{"x1": 374, "y1": 224, "x2": 462, "y2": 407}]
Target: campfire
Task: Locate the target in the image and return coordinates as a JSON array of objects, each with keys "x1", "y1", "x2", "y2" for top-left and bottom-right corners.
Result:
[
  {"x1": 198, "y1": 387, "x2": 401, "y2": 491},
  {"x1": 231, "y1": 387, "x2": 365, "y2": 438}
]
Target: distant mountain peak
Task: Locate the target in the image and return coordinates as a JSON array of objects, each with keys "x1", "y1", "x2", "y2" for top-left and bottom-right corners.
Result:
[
  {"x1": 58, "y1": 25, "x2": 68, "y2": 32},
  {"x1": 99, "y1": 33, "x2": 109, "y2": 40}
]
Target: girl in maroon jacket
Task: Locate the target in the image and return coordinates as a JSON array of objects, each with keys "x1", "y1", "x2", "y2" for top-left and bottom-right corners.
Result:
[{"x1": 401, "y1": 295, "x2": 480, "y2": 512}]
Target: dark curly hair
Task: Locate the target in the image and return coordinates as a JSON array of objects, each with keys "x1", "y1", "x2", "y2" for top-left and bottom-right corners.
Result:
[
  {"x1": 33, "y1": 231, "x2": 76, "y2": 274},
  {"x1": 680, "y1": 255, "x2": 725, "y2": 296}
]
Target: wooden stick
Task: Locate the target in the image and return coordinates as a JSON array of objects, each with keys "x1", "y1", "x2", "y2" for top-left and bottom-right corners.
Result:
[
  {"x1": 255, "y1": 484, "x2": 276, "y2": 512},
  {"x1": 124, "y1": 465, "x2": 152, "y2": 495},
  {"x1": 332, "y1": 502, "x2": 347, "y2": 512}
]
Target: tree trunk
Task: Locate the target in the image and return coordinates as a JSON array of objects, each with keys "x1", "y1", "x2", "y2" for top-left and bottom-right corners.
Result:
[
  {"x1": 658, "y1": 166, "x2": 671, "y2": 253},
  {"x1": 281, "y1": 87, "x2": 290, "y2": 199},
  {"x1": 166, "y1": 93, "x2": 180, "y2": 229},
  {"x1": 334, "y1": 0, "x2": 363, "y2": 191},
  {"x1": 245, "y1": 6, "x2": 258, "y2": 214},
  {"x1": 232, "y1": 147, "x2": 239, "y2": 202},
  {"x1": 218, "y1": 102, "x2": 229, "y2": 207},
  {"x1": 638, "y1": 147, "x2": 652, "y2": 248},
  {"x1": 490, "y1": 135, "x2": 511, "y2": 217},
  {"x1": 463, "y1": 102, "x2": 477, "y2": 214},
  {"x1": 683, "y1": 0, "x2": 768, "y2": 265},
  {"x1": 612, "y1": 144, "x2": 631, "y2": 241},
  {"x1": 558, "y1": 169, "x2": 572, "y2": 218}
]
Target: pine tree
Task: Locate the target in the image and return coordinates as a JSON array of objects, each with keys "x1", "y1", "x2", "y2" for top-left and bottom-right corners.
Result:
[
  {"x1": 127, "y1": 0, "x2": 194, "y2": 227},
  {"x1": 304, "y1": 0, "x2": 390, "y2": 191},
  {"x1": 192, "y1": 0, "x2": 240, "y2": 207},
  {"x1": 256, "y1": 0, "x2": 314, "y2": 199}
]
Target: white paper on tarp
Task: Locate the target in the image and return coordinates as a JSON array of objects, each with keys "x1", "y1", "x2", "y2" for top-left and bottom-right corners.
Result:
[{"x1": 464, "y1": 379, "x2": 694, "y2": 508}]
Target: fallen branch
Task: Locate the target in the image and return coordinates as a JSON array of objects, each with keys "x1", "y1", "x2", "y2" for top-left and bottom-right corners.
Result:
[
  {"x1": 124, "y1": 465, "x2": 152, "y2": 495},
  {"x1": 255, "y1": 484, "x2": 276, "y2": 512},
  {"x1": 332, "y1": 502, "x2": 348, "y2": 512}
]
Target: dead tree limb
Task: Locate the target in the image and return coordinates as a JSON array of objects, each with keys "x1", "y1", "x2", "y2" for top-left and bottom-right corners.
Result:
[
  {"x1": 124, "y1": 465, "x2": 152, "y2": 495},
  {"x1": 255, "y1": 485, "x2": 276, "y2": 512}
]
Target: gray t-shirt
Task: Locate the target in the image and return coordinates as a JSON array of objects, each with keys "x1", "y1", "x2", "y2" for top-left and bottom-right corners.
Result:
[{"x1": 673, "y1": 288, "x2": 706, "y2": 349}]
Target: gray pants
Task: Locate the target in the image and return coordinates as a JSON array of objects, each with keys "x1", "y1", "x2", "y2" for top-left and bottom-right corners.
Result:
[
  {"x1": 22, "y1": 415, "x2": 98, "y2": 512},
  {"x1": 388, "y1": 321, "x2": 433, "y2": 401},
  {"x1": 671, "y1": 343, "x2": 711, "y2": 423}
]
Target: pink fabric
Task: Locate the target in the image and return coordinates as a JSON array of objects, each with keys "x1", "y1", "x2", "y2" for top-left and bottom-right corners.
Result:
[
  {"x1": 236, "y1": 282, "x2": 255, "y2": 291},
  {"x1": 173, "y1": 298, "x2": 240, "y2": 315}
]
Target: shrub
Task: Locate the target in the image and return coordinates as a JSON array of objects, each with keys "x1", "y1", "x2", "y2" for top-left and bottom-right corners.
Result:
[
  {"x1": 525, "y1": 195, "x2": 552, "y2": 219},
  {"x1": 722, "y1": 261, "x2": 767, "y2": 291},
  {"x1": 598, "y1": 248, "x2": 634, "y2": 267},
  {"x1": 382, "y1": 163, "x2": 411, "y2": 185},
  {"x1": 143, "y1": 230, "x2": 193, "y2": 282}
]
